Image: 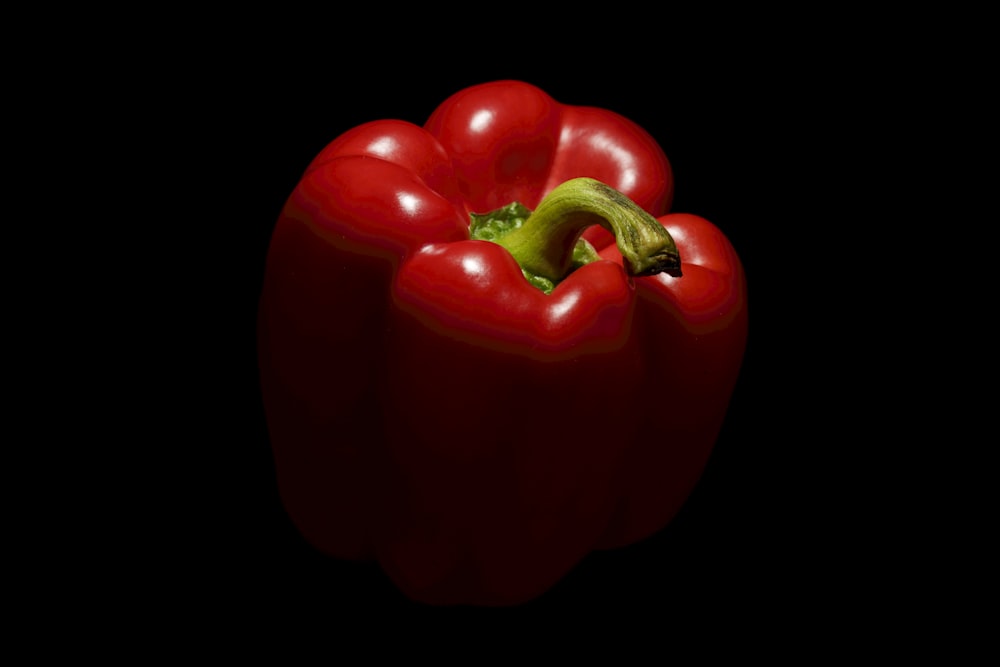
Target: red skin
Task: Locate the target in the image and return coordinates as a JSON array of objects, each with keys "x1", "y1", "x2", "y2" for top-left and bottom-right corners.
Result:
[{"x1": 257, "y1": 80, "x2": 747, "y2": 606}]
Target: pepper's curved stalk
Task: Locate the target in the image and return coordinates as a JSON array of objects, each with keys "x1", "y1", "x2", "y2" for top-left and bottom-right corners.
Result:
[{"x1": 489, "y1": 178, "x2": 682, "y2": 292}]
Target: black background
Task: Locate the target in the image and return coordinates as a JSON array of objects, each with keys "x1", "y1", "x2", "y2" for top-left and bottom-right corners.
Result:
[{"x1": 126, "y1": 20, "x2": 941, "y2": 640}]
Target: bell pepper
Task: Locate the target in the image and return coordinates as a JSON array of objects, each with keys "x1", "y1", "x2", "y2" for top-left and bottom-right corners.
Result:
[{"x1": 257, "y1": 80, "x2": 747, "y2": 606}]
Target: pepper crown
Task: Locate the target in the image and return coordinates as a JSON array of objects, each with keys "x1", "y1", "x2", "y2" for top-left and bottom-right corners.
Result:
[{"x1": 470, "y1": 177, "x2": 682, "y2": 294}]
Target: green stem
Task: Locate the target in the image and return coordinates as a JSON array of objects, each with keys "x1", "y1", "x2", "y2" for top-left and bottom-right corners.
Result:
[{"x1": 493, "y1": 178, "x2": 682, "y2": 290}]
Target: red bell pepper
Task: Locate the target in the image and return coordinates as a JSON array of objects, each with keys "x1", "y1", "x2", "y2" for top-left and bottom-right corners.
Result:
[{"x1": 257, "y1": 80, "x2": 747, "y2": 606}]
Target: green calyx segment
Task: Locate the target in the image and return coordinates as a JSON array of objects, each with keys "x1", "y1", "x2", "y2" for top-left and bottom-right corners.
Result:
[
  {"x1": 468, "y1": 178, "x2": 682, "y2": 295},
  {"x1": 470, "y1": 201, "x2": 601, "y2": 294},
  {"x1": 469, "y1": 201, "x2": 533, "y2": 242}
]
